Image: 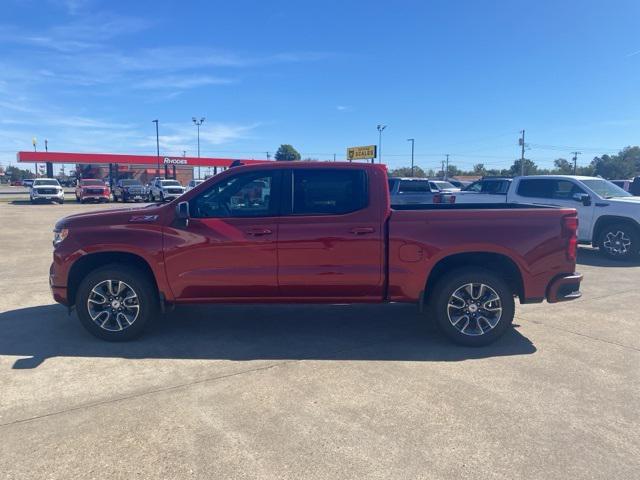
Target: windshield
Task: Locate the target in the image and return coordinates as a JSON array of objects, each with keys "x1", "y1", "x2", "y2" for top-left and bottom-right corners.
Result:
[
  {"x1": 122, "y1": 180, "x2": 142, "y2": 186},
  {"x1": 434, "y1": 181, "x2": 456, "y2": 189},
  {"x1": 161, "y1": 180, "x2": 181, "y2": 187},
  {"x1": 33, "y1": 180, "x2": 59, "y2": 186},
  {"x1": 581, "y1": 179, "x2": 632, "y2": 198},
  {"x1": 81, "y1": 180, "x2": 103, "y2": 186}
]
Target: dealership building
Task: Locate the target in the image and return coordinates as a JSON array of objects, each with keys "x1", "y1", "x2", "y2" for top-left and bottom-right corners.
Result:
[{"x1": 16, "y1": 151, "x2": 268, "y2": 185}]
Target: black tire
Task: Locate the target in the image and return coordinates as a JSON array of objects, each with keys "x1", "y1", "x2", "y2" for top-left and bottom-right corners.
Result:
[
  {"x1": 75, "y1": 264, "x2": 159, "y2": 341},
  {"x1": 59, "y1": 199, "x2": 64, "y2": 204},
  {"x1": 429, "y1": 267, "x2": 515, "y2": 347},
  {"x1": 598, "y1": 223, "x2": 639, "y2": 261},
  {"x1": 113, "y1": 193, "x2": 118, "y2": 202}
]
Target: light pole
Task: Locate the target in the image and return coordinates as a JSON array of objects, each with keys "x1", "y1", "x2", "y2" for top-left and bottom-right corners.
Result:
[
  {"x1": 152, "y1": 120, "x2": 160, "y2": 176},
  {"x1": 407, "y1": 138, "x2": 415, "y2": 176},
  {"x1": 192, "y1": 117, "x2": 205, "y2": 179},
  {"x1": 377, "y1": 124, "x2": 387, "y2": 164}
]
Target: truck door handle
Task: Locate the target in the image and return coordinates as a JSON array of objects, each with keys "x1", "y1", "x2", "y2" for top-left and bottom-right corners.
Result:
[
  {"x1": 350, "y1": 227, "x2": 375, "y2": 235},
  {"x1": 246, "y1": 228, "x2": 273, "y2": 236}
]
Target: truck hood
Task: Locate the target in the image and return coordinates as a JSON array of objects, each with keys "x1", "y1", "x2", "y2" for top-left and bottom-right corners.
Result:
[
  {"x1": 55, "y1": 204, "x2": 166, "y2": 229},
  {"x1": 606, "y1": 196, "x2": 640, "y2": 204}
]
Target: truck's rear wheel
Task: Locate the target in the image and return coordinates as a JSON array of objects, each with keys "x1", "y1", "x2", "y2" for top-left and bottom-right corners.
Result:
[
  {"x1": 430, "y1": 268, "x2": 515, "y2": 346},
  {"x1": 598, "y1": 223, "x2": 639, "y2": 261},
  {"x1": 75, "y1": 265, "x2": 158, "y2": 341}
]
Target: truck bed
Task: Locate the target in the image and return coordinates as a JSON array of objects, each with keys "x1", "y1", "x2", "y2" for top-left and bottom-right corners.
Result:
[{"x1": 392, "y1": 203, "x2": 552, "y2": 211}]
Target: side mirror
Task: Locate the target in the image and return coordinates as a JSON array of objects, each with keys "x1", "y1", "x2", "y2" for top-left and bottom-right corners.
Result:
[
  {"x1": 573, "y1": 193, "x2": 591, "y2": 206},
  {"x1": 176, "y1": 201, "x2": 190, "y2": 225}
]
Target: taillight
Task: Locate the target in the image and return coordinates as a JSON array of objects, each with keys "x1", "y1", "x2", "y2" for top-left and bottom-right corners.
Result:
[{"x1": 562, "y1": 215, "x2": 578, "y2": 262}]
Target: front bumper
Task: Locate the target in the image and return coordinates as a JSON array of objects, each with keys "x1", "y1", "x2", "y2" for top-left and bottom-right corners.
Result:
[
  {"x1": 32, "y1": 191, "x2": 64, "y2": 200},
  {"x1": 546, "y1": 272, "x2": 583, "y2": 303}
]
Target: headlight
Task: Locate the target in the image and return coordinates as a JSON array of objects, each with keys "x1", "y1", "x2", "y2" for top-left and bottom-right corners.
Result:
[{"x1": 53, "y1": 228, "x2": 69, "y2": 246}]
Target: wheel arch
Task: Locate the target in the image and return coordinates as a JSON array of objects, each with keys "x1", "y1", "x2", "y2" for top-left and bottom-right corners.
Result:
[
  {"x1": 68, "y1": 252, "x2": 159, "y2": 306},
  {"x1": 423, "y1": 252, "x2": 524, "y2": 304},
  {"x1": 592, "y1": 215, "x2": 640, "y2": 246}
]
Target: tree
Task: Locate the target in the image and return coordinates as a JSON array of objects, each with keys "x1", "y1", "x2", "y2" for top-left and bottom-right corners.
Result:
[
  {"x1": 553, "y1": 158, "x2": 573, "y2": 175},
  {"x1": 274, "y1": 144, "x2": 301, "y2": 161},
  {"x1": 472, "y1": 163, "x2": 487, "y2": 176},
  {"x1": 389, "y1": 166, "x2": 427, "y2": 178},
  {"x1": 508, "y1": 158, "x2": 538, "y2": 176},
  {"x1": 446, "y1": 164, "x2": 462, "y2": 176},
  {"x1": 5, "y1": 165, "x2": 34, "y2": 181}
]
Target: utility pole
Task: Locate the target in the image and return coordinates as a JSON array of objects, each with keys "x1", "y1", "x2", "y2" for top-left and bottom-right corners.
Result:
[
  {"x1": 377, "y1": 124, "x2": 387, "y2": 164},
  {"x1": 407, "y1": 139, "x2": 415, "y2": 176},
  {"x1": 441, "y1": 159, "x2": 445, "y2": 178},
  {"x1": 266, "y1": 151, "x2": 271, "y2": 160},
  {"x1": 44, "y1": 139, "x2": 48, "y2": 152},
  {"x1": 571, "y1": 151, "x2": 581, "y2": 175},
  {"x1": 333, "y1": 153, "x2": 336, "y2": 162},
  {"x1": 152, "y1": 120, "x2": 160, "y2": 177},
  {"x1": 445, "y1": 154, "x2": 450, "y2": 180},
  {"x1": 192, "y1": 117, "x2": 205, "y2": 179},
  {"x1": 519, "y1": 130, "x2": 526, "y2": 176}
]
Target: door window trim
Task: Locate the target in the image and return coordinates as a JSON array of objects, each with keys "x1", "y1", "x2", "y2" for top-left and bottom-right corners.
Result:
[
  {"x1": 189, "y1": 169, "x2": 283, "y2": 219},
  {"x1": 281, "y1": 169, "x2": 370, "y2": 216}
]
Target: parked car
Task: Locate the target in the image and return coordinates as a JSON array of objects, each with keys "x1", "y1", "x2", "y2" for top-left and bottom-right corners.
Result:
[
  {"x1": 447, "y1": 179, "x2": 472, "y2": 189},
  {"x1": 10, "y1": 180, "x2": 23, "y2": 186},
  {"x1": 22, "y1": 179, "x2": 35, "y2": 188},
  {"x1": 186, "y1": 179, "x2": 205, "y2": 192},
  {"x1": 149, "y1": 178, "x2": 185, "y2": 202},
  {"x1": 75, "y1": 179, "x2": 110, "y2": 203},
  {"x1": 455, "y1": 177, "x2": 513, "y2": 203},
  {"x1": 112, "y1": 179, "x2": 147, "y2": 202},
  {"x1": 50, "y1": 162, "x2": 582, "y2": 346},
  {"x1": 429, "y1": 180, "x2": 461, "y2": 192},
  {"x1": 388, "y1": 177, "x2": 454, "y2": 205},
  {"x1": 30, "y1": 178, "x2": 64, "y2": 204},
  {"x1": 611, "y1": 177, "x2": 640, "y2": 196},
  {"x1": 461, "y1": 175, "x2": 640, "y2": 260}
]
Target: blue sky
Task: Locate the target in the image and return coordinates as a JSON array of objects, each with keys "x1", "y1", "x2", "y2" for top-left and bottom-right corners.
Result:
[{"x1": 1, "y1": 0, "x2": 639, "y2": 173}]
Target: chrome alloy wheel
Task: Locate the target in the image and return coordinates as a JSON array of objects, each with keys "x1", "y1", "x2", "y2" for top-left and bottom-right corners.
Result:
[
  {"x1": 447, "y1": 283, "x2": 503, "y2": 336},
  {"x1": 87, "y1": 279, "x2": 140, "y2": 332},
  {"x1": 603, "y1": 230, "x2": 632, "y2": 256}
]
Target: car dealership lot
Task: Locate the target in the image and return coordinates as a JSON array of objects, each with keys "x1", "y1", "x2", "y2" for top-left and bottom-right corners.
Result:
[{"x1": 0, "y1": 202, "x2": 638, "y2": 479}]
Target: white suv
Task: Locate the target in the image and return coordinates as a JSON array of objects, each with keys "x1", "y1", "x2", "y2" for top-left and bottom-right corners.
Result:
[
  {"x1": 149, "y1": 178, "x2": 185, "y2": 202},
  {"x1": 30, "y1": 178, "x2": 64, "y2": 204}
]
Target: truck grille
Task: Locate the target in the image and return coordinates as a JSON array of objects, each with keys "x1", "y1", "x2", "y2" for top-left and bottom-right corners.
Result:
[
  {"x1": 167, "y1": 189, "x2": 183, "y2": 194},
  {"x1": 37, "y1": 188, "x2": 57, "y2": 194},
  {"x1": 86, "y1": 189, "x2": 104, "y2": 195}
]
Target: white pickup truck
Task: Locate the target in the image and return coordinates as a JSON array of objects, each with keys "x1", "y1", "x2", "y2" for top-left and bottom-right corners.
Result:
[{"x1": 456, "y1": 175, "x2": 640, "y2": 260}]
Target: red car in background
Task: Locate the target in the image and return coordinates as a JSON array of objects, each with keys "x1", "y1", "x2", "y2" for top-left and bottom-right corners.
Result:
[{"x1": 75, "y1": 179, "x2": 110, "y2": 203}]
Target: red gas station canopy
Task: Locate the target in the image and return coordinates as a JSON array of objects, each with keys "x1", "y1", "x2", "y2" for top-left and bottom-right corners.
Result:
[{"x1": 16, "y1": 151, "x2": 269, "y2": 168}]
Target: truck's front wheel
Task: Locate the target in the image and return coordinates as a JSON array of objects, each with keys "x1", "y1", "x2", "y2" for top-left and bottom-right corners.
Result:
[
  {"x1": 75, "y1": 265, "x2": 158, "y2": 341},
  {"x1": 430, "y1": 268, "x2": 515, "y2": 346}
]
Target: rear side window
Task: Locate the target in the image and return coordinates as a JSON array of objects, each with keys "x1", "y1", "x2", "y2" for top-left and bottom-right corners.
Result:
[
  {"x1": 291, "y1": 169, "x2": 367, "y2": 215},
  {"x1": 398, "y1": 180, "x2": 431, "y2": 193},
  {"x1": 517, "y1": 179, "x2": 585, "y2": 199}
]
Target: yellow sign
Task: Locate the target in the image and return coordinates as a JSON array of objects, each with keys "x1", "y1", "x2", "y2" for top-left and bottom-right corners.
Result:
[{"x1": 347, "y1": 145, "x2": 377, "y2": 161}]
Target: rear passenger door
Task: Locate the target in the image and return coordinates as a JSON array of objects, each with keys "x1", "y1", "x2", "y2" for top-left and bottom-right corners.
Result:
[
  {"x1": 393, "y1": 179, "x2": 434, "y2": 205},
  {"x1": 277, "y1": 168, "x2": 384, "y2": 299}
]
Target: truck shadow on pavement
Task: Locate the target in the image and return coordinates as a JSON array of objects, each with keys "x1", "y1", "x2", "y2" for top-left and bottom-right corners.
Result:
[
  {"x1": 0, "y1": 303, "x2": 536, "y2": 369},
  {"x1": 577, "y1": 247, "x2": 640, "y2": 267}
]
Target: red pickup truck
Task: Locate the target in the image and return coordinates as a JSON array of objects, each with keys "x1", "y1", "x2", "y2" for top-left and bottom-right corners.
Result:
[{"x1": 50, "y1": 163, "x2": 582, "y2": 346}]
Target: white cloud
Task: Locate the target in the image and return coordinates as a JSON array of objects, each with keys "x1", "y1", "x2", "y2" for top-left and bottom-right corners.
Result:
[
  {"x1": 136, "y1": 75, "x2": 236, "y2": 90},
  {"x1": 336, "y1": 105, "x2": 353, "y2": 112}
]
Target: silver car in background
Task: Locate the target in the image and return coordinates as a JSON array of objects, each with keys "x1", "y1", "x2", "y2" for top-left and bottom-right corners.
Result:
[{"x1": 388, "y1": 177, "x2": 453, "y2": 205}]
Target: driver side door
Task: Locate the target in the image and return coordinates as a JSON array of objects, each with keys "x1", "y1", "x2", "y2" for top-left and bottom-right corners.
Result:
[{"x1": 163, "y1": 170, "x2": 282, "y2": 300}]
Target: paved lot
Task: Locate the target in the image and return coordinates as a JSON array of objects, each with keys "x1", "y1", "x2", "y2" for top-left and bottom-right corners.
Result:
[{"x1": 0, "y1": 201, "x2": 638, "y2": 479}]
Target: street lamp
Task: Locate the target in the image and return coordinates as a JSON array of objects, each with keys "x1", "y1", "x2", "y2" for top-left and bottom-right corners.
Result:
[
  {"x1": 152, "y1": 120, "x2": 160, "y2": 176},
  {"x1": 192, "y1": 117, "x2": 205, "y2": 179},
  {"x1": 376, "y1": 125, "x2": 386, "y2": 164},
  {"x1": 407, "y1": 138, "x2": 415, "y2": 176}
]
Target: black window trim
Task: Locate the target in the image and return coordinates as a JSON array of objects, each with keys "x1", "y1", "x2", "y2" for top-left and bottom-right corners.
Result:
[
  {"x1": 188, "y1": 169, "x2": 284, "y2": 219},
  {"x1": 281, "y1": 168, "x2": 370, "y2": 217}
]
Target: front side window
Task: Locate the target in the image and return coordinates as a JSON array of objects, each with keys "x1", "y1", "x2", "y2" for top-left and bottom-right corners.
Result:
[
  {"x1": 482, "y1": 180, "x2": 510, "y2": 194},
  {"x1": 191, "y1": 171, "x2": 277, "y2": 218},
  {"x1": 291, "y1": 169, "x2": 367, "y2": 215},
  {"x1": 464, "y1": 181, "x2": 483, "y2": 192},
  {"x1": 518, "y1": 179, "x2": 585, "y2": 199}
]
